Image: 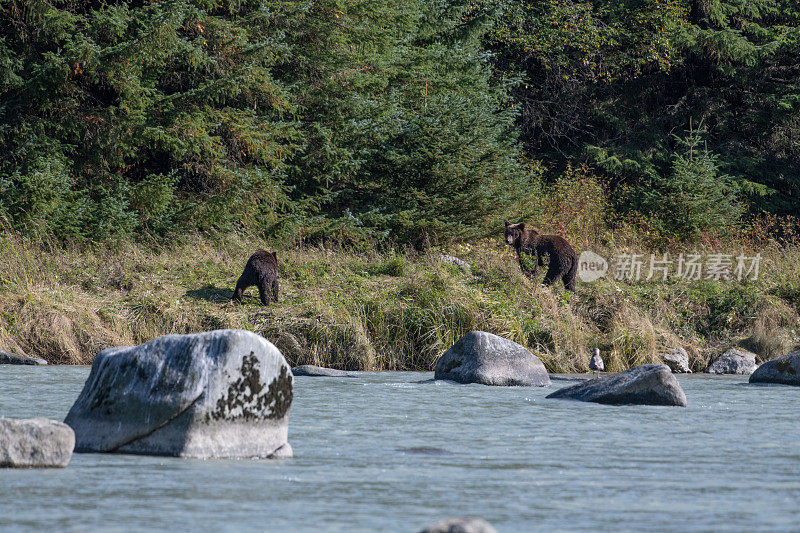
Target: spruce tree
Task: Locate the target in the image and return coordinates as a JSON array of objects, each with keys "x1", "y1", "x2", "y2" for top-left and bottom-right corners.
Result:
[
  {"x1": 637, "y1": 125, "x2": 743, "y2": 240},
  {"x1": 0, "y1": 0, "x2": 298, "y2": 239},
  {"x1": 488, "y1": 0, "x2": 799, "y2": 221},
  {"x1": 271, "y1": 0, "x2": 525, "y2": 243}
]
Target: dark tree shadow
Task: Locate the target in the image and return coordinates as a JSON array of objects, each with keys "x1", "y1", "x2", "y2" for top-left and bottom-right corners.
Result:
[{"x1": 184, "y1": 284, "x2": 234, "y2": 303}]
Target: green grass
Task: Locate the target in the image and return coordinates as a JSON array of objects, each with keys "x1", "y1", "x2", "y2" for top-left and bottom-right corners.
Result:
[{"x1": 1, "y1": 228, "x2": 798, "y2": 372}]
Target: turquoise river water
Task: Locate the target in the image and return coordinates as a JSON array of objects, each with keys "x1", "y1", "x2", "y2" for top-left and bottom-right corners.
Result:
[{"x1": 1, "y1": 366, "x2": 800, "y2": 532}]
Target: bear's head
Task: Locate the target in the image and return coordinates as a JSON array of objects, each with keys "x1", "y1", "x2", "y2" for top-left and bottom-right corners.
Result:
[
  {"x1": 504, "y1": 220, "x2": 525, "y2": 246},
  {"x1": 505, "y1": 221, "x2": 539, "y2": 246}
]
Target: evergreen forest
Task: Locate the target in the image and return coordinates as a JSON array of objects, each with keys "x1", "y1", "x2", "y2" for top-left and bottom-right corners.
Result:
[{"x1": 2, "y1": 0, "x2": 797, "y2": 245}]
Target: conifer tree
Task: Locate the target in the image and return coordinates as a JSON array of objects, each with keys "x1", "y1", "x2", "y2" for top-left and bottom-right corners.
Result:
[
  {"x1": 0, "y1": 0, "x2": 298, "y2": 238},
  {"x1": 489, "y1": 0, "x2": 799, "y2": 219},
  {"x1": 271, "y1": 0, "x2": 524, "y2": 243}
]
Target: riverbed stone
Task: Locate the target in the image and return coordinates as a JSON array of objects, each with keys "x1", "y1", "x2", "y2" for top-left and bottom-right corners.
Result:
[
  {"x1": 420, "y1": 517, "x2": 497, "y2": 533},
  {"x1": 64, "y1": 329, "x2": 293, "y2": 459},
  {"x1": 434, "y1": 331, "x2": 550, "y2": 386},
  {"x1": 546, "y1": 364, "x2": 688, "y2": 406},
  {"x1": 0, "y1": 418, "x2": 74, "y2": 468},
  {"x1": 291, "y1": 365, "x2": 356, "y2": 377},
  {"x1": 0, "y1": 349, "x2": 47, "y2": 365},
  {"x1": 750, "y1": 350, "x2": 800, "y2": 386},
  {"x1": 661, "y1": 347, "x2": 691, "y2": 373},
  {"x1": 705, "y1": 348, "x2": 757, "y2": 374}
]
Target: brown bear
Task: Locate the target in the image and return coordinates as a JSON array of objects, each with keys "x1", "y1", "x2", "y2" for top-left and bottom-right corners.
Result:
[
  {"x1": 232, "y1": 250, "x2": 279, "y2": 305},
  {"x1": 504, "y1": 221, "x2": 577, "y2": 291}
]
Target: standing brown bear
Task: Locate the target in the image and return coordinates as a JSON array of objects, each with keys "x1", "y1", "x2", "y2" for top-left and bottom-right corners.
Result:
[
  {"x1": 504, "y1": 221, "x2": 577, "y2": 291},
  {"x1": 232, "y1": 250, "x2": 279, "y2": 305}
]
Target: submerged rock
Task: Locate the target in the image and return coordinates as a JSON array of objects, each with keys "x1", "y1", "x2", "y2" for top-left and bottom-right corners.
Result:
[
  {"x1": 434, "y1": 331, "x2": 550, "y2": 386},
  {"x1": 0, "y1": 418, "x2": 74, "y2": 468},
  {"x1": 420, "y1": 517, "x2": 497, "y2": 533},
  {"x1": 750, "y1": 350, "x2": 800, "y2": 386},
  {"x1": 546, "y1": 364, "x2": 687, "y2": 406},
  {"x1": 549, "y1": 374, "x2": 590, "y2": 382},
  {"x1": 291, "y1": 365, "x2": 357, "y2": 377},
  {"x1": 662, "y1": 347, "x2": 691, "y2": 373},
  {"x1": 0, "y1": 349, "x2": 47, "y2": 365},
  {"x1": 64, "y1": 329, "x2": 293, "y2": 459},
  {"x1": 705, "y1": 348, "x2": 757, "y2": 375},
  {"x1": 398, "y1": 446, "x2": 453, "y2": 456}
]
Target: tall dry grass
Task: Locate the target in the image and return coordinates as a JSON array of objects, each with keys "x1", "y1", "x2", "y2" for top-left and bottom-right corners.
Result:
[{"x1": 1, "y1": 220, "x2": 798, "y2": 371}]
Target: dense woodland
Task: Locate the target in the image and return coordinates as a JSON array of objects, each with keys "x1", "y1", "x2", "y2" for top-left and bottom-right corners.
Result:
[{"x1": 1, "y1": 0, "x2": 798, "y2": 245}]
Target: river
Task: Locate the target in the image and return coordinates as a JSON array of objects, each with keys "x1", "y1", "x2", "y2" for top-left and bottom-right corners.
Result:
[{"x1": 1, "y1": 367, "x2": 799, "y2": 531}]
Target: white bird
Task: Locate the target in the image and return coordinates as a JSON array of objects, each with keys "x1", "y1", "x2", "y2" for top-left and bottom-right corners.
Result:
[{"x1": 589, "y1": 348, "x2": 604, "y2": 378}]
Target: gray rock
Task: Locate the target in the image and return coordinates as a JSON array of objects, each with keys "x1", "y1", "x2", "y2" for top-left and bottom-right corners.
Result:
[
  {"x1": 750, "y1": 350, "x2": 800, "y2": 386},
  {"x1": 546, "y1": 364, "x2": 688, "y2": 406},
  {"x1": 0, "y1": 418, "x2": 74, "y2": 468},
  {"x1": 64, "y1": 329, "x2": 293, "y2": 459},
  {"x1": 662, "y1": 347, "x2": 691, "y2": 373},
  {"x1": 291, "y1": 365, "x2": 356, "y2": 377},
  {"x1": 438, "y1": 254, "x2": 471, "y2": 271},
  {"x1": 0, "y1": 349, "x2": 47, "y2": 365},
  {"x1": 420, "y1": 517, "x2": 497, "y2": 533},
  {"x1": 434, "y1": 331, "x2": 551, "y2": 386},
  {"x1": 705, "y1": 348, "x2": 757, "y2": 374}
]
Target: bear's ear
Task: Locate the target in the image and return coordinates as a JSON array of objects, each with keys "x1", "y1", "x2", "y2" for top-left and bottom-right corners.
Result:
[
  {"x1": 272, "y1": 251, "x2": 277, "y2": 258},
  {"x1": 504, "y1": 220, "x2": 510, "y2": 227},
  {"x1": 518, "y1": 223, "x2": 525, "y2": 231}
]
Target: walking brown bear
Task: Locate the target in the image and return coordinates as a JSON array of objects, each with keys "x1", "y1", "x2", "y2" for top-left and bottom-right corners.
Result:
[
  {"x1": 232, "y1": 250, "x2": 279, "y2": 305},
  {"x1": 504, "y1": 221, "x2": 577, "y2": 291}
]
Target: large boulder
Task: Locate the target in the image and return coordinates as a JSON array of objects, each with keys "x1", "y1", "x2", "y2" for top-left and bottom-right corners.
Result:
[
  {"x1": 434, "y1": 331, "x2": 550, "y2": 386},
  {"x1": 0, "y1": 349, "x2": 47, "y2": 365},
  {"x1": 292, "y1": 365, "x2": 356, "y2": 377},
  {"x1": 64, "y1": 329, "x2": 293, "y2": 459},
  {"x1": 661, "y1": 347, "x2": 691, "y2": 373},
  {"x1": 750, "y1": 350, "x2": 800, "y2": 386},
  {"x1": 705, "y1": 348, "x2": 757, "y2": 374},
  {"x1": 420, "y1": 517, "x2": 497, "y2": 533},
  {"x1": 0, "y1": 418, "x2": 74, "y2": 468},
  {"x1": 546, "y1": 364, "x2": 688, "y2": 406}
]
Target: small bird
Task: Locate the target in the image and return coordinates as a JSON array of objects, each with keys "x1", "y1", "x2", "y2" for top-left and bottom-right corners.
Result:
[{"x1": 589, "y1": 348, "x2": 604, "y2": 378}]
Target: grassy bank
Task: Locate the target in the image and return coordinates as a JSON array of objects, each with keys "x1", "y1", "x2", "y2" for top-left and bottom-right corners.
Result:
[{"x1": 1, "y1": 228, "x2": 798, "y2": 372}]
